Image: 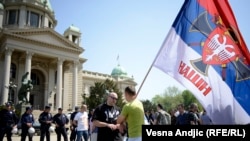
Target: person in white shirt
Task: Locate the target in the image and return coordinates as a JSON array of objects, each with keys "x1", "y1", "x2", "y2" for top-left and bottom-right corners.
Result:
[{"x1": 73, "y1": 105, "x2": 88, "y2": 141}]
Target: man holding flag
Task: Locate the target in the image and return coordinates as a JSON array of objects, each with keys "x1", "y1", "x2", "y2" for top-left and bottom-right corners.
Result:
[{"x1": 153, "y1": 0, "x2": 250, "y2": 124}]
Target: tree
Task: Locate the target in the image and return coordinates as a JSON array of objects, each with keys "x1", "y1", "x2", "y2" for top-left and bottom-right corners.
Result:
[
  {"x1": 150, "y1": 87, "x2": 203, "y2": 112},
  {"x1": 181, "y1": 90, "x2": 202, "y2": 111},
  {"x1": 141, "y1": 100, "x2": 156, "y2": 112},
  {"x1": 86, "y1": 82, "x2": 105, "y2": 111},
  {"x1": 152, "y1": 86, "x2": 183, "y2": 112},
  {"x1": 86, "y1": 79, "x2": 126, "y2": 110}
]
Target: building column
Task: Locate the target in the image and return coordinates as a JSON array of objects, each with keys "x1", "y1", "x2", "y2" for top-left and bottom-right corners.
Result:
[
  {"x1": 44, "y1": 83, "x2": 48, "y2": 106},
  {"x1": 19, "y1": 5, "x2": 27, "y2": 28},
  {"x1": 72, "y1": 61, "x2": 78, "y2": 109},
  {"x1": 24, "y1": 51, "x2": 33, "y2": 102},
  {"x1": 56, "y1": 58, "x2": 64, "y2": 109},
  {"x1": 1, "y1": 48, "x2": 14, "y2": 105}
]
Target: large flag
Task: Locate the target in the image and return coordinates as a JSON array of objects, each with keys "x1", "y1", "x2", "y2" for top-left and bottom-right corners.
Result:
[{"x1": 153, "y1": 0, "x2": 250, "y2": 124}]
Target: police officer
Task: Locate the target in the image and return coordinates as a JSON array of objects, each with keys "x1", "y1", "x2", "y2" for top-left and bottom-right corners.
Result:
[
  {"x1": 53, "y1": 107, "x2": 69, "y2": 141},
  {"x1": 20, "y1": 106, "x2": 34, "y2": 141},
  {"x1": 0, "y1": 102, "x2": 18, "y2": 141},
  {"x1": 39, "y1": 105, "x2": 53, "y2": 141},
  {"x1": 70, "y1": 106, "x2": 79, "y2": 141}
]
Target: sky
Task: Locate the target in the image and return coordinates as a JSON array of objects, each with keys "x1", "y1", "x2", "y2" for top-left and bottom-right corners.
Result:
[{"x1": 50, "y1": 0, "x2": 250, "y2": 101}]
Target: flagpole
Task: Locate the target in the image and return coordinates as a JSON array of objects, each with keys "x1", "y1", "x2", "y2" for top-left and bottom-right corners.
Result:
[{"x1": 137, "y1": 32, "x2": 171, "y2": 95}]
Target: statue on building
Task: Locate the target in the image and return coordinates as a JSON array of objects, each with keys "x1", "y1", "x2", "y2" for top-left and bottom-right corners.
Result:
[{"x1": 18, "y1": 72, "x2": 33, "y2": 103}]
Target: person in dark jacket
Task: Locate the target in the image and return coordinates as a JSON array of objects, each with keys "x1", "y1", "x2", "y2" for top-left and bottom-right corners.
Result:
[
  {"x1": 70, "y1": 106, "x2": 79, "y2": 141},
  {"x1": 92, "y1": 92, "x2": 123, "y2": 141},
  {"x1": 39, "y1": 105, "x2": 53, "y2": 141},
  {"x1": 20, "y1": 106, "x2": 35, "y2": 141},
  {"x1": 53, "y1": 107, "x2": 69, "y2": 141},
  {"x1": 0, "y1": 102, "x2": 18, "y2": 141}
]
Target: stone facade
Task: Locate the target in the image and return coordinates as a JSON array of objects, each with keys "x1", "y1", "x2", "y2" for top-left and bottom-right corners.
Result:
[{"x1": 0, "y1": 0, "x2": 136, "y2": 111}]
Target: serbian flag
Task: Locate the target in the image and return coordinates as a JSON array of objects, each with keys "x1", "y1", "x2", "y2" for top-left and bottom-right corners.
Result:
[{"x1": 153, "y1": 0, "x2": 250, "y2": 124}]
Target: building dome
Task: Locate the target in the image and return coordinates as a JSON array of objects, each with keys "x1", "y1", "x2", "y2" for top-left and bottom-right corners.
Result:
[
  {"x1": 65, "y1": 24, "x2": 81, "y2": 33},
  {"x1": 111, "y1": 64, "x2": 128, "y2": 77},
  {"x1": 40, "y1": 0, "x2": 53, "y2": 12},
  {"x1": 0, "y1": 3, "x2": 4, "y2": 10}
]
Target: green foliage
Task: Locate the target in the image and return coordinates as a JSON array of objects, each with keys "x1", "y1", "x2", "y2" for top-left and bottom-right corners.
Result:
[
  {"x1": 86, "y1": 79, "x2": 126, "y2": 110},
  {"x1": 151, "y1": 86, "x2": 203, "y2": 112},
  {"x1": 181, "y1": 90, "x2": 203, "y2": 111},
  {"x1": 141, "y1": 100, "x2": 156, "y2": 112},
  {"x1": 152, "y1": 86, "x2": 183, "y2": 112},
  {"x1": 0, "y1": 105, "x2": 4, "y2": 111},
  {"x1": 14, "y1": 107, "x2": 21, "y2": 118},
  {"x1": 0, "y1": 105, "x2": 21, "y2": 118}
]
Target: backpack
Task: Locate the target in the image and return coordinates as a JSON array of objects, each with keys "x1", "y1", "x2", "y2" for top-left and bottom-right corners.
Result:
[{"x1": 157, "y1": 111, "x2": 171, "y2": 125}]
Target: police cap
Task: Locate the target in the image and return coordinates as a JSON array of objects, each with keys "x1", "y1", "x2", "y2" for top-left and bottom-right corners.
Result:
[
  {"x1": 26, "y1": 106, "x2": 32, "y2": 111},
  {"x1": 5, "y1": 102, "x2": 11, "y2": 107},
  {"x1": 45, "y1": 105, "x2": 51, "y2": 109}
]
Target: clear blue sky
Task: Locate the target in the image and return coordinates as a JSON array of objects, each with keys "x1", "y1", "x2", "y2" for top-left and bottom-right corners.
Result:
[{"x1": 50, "y1": 0, "x2": 250, "y2": 100}]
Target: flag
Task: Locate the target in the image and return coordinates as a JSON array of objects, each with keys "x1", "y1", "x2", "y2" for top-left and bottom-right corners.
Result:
[{"x1": 153, "y1": 0, "x2": 250, "y2": 124}]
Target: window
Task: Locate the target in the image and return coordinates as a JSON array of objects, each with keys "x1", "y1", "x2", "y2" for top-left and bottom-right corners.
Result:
[
  {"x1": 8, "y1": 10, "x2": 17, "y2": 25},
  {"x1": 30, "y1": 12, "x2": 39, "y2": 27},
  {"x1": 49, "y1": 21, "x2": 53, "y2": 28},
  {"x1": 72, "y1": 35, "x2": 77, "y2": 43}
]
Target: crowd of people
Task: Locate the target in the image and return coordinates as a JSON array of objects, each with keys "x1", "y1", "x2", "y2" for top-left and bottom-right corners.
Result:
[
  {"x1": 0, "y1": 86, "x2": 144, "y2": 141},
  {"x1": 0, "y1": 86, "x2": 213, "y2": 141},
  {"x1": 145, "y1": 103, "x2": 213, "y2": 126}
]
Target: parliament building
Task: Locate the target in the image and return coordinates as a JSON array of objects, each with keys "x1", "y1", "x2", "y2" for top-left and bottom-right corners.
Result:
[{"x1": 0, "y1": 0, "x2": 136, "y2": 110}]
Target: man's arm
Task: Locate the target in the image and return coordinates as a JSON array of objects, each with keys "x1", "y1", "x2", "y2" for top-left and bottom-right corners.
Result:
[
  {"x1": 13, "y1": 112, "x2": 19, "y2": 125},
  {"x1": 70, "y1": 113, "x2": 75, "y2": 129},
  {"x1": 92, "y1": 119, "x2": 110, "y2": 127},
  {"x1": 116, "y1": 115, "x2": 126, "y2": 134},
  {"x1": 116, "y1": 115, "x2": 125, "y2": 124},
  {"x1": 73, "y1": 120, "x2": 77, "y2": 126},
  {"x1": 38, "y1": 113, "x2": 46, "y2": 124}
]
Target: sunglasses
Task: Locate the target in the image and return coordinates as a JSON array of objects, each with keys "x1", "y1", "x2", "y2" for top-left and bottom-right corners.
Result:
[{"x1": 109, "y1": 96, "x2": 118, "y2": 100}]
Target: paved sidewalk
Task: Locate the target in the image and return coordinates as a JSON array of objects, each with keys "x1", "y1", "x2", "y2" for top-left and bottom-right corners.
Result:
[
  {"x1": 4, "y1": 133, "x2": 92, "y2": 141},
  {"x1": 4, "y1": 133, "x2": 59, "y2": 141}
]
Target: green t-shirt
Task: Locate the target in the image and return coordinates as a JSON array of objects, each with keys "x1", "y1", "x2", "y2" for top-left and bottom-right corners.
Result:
[{"x1": 121, "y1": 99, "x2": 144, "y2": 138}]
